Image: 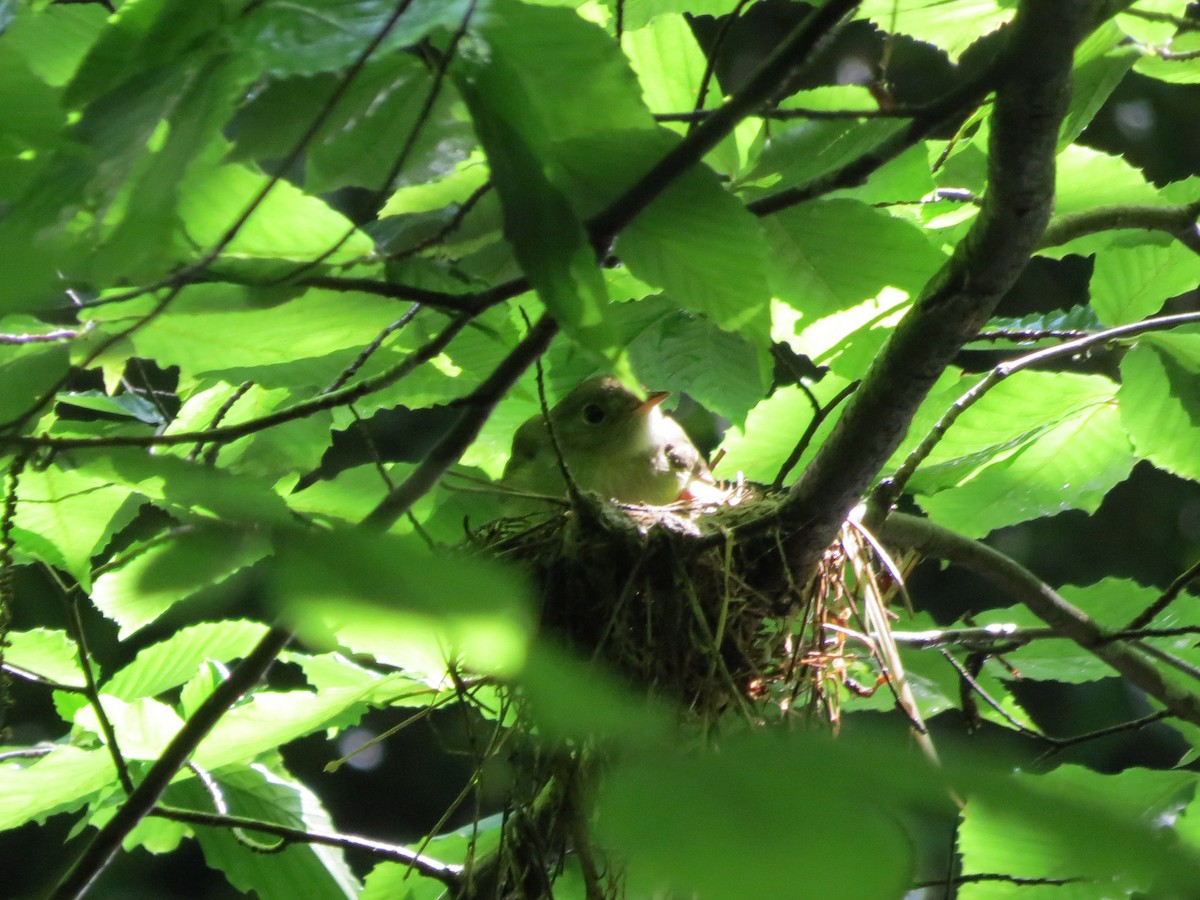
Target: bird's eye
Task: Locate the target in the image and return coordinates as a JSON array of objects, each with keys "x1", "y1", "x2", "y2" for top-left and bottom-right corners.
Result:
[{"x1": 582, "y1": 403, "x2": 606, "y2": 425}]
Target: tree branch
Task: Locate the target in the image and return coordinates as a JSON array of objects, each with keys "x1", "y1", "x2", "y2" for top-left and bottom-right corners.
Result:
[
  {"x1": 2, "y1": 311, "x2": 475, "y2": 451},
  {"x1": 745, "y1": 60, "x2": 1002, "y2": 217},
  {"x1": 1038, "y1": 201, "x2": 1200, "y2": 253},
  {"x1": 873, "y1": 310, "x2": 1200, "y2": 509},
  {"x1": 152, "y1": 806, "x2": 462, "y2": 885},
  {"x1": 51, "y1": 627, "x2": 292, "y2": 900},
  {"x1": 879, "y1": 512, "x2": 1200, "y2": 728},
  {"x1": 587, "y1": 0, "x2": 862, "y2": 246},
  {"x1": 771, "y1": 0, "x2": 1102, "y2": 569},
  {"x1": 363, "y1": 314, "x2": 558, "y2": 529}
]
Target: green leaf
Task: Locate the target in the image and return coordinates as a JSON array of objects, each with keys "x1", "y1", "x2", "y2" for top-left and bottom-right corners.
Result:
[
  {"x1": 767, "y1": 199, "x2": 947, "y2": 323},
  {"x1": 455, "y1": 64, "x2": 610, "y2": 345},
  {"x1": 377, "y1": 152, "x2": 489, "y2": 218},
  {"x1": 958, "y1": 765, "x2": 1199, "y2": 897},
  {"x1": 782, "y1": 286, "x2": 912, "y2": 380},
  {"x1": 104, "y1": 620, "x2": 272, "y2": 700},
  {"x1": 71, "y1": 448, "x2": 297, "y2": 526},
  {"x1": 57, "y1": 390, "x2": 166, "y2": 425},
  {"x1": 6, "y1": 629, "x2": 87, "y2": 689},
  {"x1": 228, "y1": 55, "x2": 472, "y2": 194},
  {"x1": 1090, "y1": 244, "x2": 1200, "y2": 325},
  {"x1": 92, "y1": 528, "x2": 271, "y2": 638},
  {"x1": 891, "y1": 370, "x2": 1122, "y2": 495},
  {"x1": 4, "y1": 4, "x2": 106, "y2": 88},
  {"x1": 1054, "y1": 145, "x2": 1159, "y2": 219},
  {"x1": 1060, "y1": 35, "x2": 1137, "y2": 148},
  {"x1": 0, "y1": 747, "x2": 115, "y2": 831},
  {"x1": 619, "y1": 0, "x2": 741, "y2": 30},
  {"x1": 74, "y1": 697, "x2": 184, "y2": 760},
  {"x1": 744, "y1": 117, "x2": 907, "y2": 197},
  {"x1": 1119, "y1": 344, "x2": 1200, "y2": 484},
  {"x1": 858, "y1": 0, "x2": 1013, "y2": 60},
  {"x1": 557, "y1": 130, "x2": 772, "y2": 344},
  {"x1": 717, "y1": 375, "x2": 856, "y2": 486},
  {"x1": 623, "y1": 13, "x2": 749, "y2": 177},
  {"x1": 14, "y1": 463, "x2": 134, "y2": 586},
  {"x1": 175, "y1": 763, "x2": 360, "y2": 900},
  {"x1": 0, "y1": 343, "x2": 69, "y2": 424},
  {"x1": 232, "y1": 0, "x2": 480, "y2": 77},
  {"x1": 449, "y1": 111, "x2": 610, "y2": 346},
  {"x1": 969, "y1": 580, "x2": 1159, "y2": 683},
  {"x1": 918, "y1": 377, "x2": 1134, "y2": 537},
  {"x1": 967, "y1": 306, "x2": 1101, "y2": 350},
  {"x1": 627, "y1": 307, "x2": 767, "y2": 426},
  {"x1": 177, "y1": 160, "x2": 375, "y2": 269},
  {"x1": 268, "y1": 528, "x2": 533, "y2": 677},
  {"x1": 1135, "y1": 31, "x2": 1200, "y2": 84},
  {"x1": 193, "y1": 689, "x2": 372, "y2": 771},
  {"x1": 87, "y1": 56, "x2": 242, "y2": 285},
  {"x1": 65, "y1": 0, "x2": 223, "y2": 107},
  {"x1": 282, "y1": 651, "x2": 434, "y2": 706},
  {"x1": 0, "y1": 46, "x2": 66, "y2": 162},
  {"x1": 597, "y1": 728, "x2": 940, "y2": 899}
]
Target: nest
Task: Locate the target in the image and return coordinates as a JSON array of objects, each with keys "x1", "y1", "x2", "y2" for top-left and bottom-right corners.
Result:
[
  {"x1": 460, "y1": 489, "x2": 919, "y2": 896},
  {"x1": 474, "y1": 486, "x2": 905, "y2": 727}
]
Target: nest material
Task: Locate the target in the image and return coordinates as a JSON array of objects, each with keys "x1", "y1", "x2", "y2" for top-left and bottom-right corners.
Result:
[
  {"x1": 464, "y1": 490, "x2": 918, "y2": 897},
  {"x1": 476, "y1": 486, "x2": 896, "y2": 725}
]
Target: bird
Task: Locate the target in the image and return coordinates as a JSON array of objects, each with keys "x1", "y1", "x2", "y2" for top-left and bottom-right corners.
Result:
[{"x1": 500, "y1": 376, "x2": 716, "y2": 508}]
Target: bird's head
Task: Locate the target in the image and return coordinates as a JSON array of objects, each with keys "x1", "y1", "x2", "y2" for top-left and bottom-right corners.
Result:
[{"x1": 549, "y1": 376, "x2": 669, "y2": 458}]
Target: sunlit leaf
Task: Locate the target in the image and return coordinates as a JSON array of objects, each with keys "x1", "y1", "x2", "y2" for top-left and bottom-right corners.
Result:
[
  {"x1": 92, "y1": 527, "x2": 271, "y2": 638},
  {"x1": 269, "y1": 528, "x2": 533, "y2": 677},
  {"x1": 104, "y1": 620, "x2": 272, "y2": 700},
  {"x1": 6, "y1": 629, "x2": 87, "y2": 689}
]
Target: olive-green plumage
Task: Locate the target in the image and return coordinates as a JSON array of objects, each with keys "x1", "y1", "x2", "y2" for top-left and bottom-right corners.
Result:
[{"x1": 501, "y1": 376, "x2": 714, "y2": 507}]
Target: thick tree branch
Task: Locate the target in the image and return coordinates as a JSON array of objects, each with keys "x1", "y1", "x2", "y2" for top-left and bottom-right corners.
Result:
[
  {"x1": 1038, "y1": 201, "x2": 1200, "y2": 253},
  {"x1": 773, "y1": 0, "x2": 1101, "y2": 568},
  {"x1": 880, "y1": 512, "x2": 1200, "y2": 728}
]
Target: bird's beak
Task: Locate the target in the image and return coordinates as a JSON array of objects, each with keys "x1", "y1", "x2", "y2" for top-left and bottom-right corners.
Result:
[{"x1": 636, "y1": 391, "x2": 670, "y2": 416}]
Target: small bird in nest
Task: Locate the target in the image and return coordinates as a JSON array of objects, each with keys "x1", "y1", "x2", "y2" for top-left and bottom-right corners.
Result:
[{"x1": 500, "y1": 376, "x2": 720, "y2": 510}]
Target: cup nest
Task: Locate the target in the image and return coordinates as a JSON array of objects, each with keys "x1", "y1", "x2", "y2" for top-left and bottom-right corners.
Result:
[{"x1": 473, "y1": 485, "x2": 908, "y2": 727}]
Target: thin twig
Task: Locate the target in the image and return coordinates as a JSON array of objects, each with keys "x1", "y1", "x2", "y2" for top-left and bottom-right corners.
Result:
[
  {"x1": 2, "y1": 312, "x2": 476, "y2": 451},
  {"x1": 363, "y1": 314, "x2": 558, "y2": 530},
  {"x1": 273, "y1": 0, "x2": 479, "y2": 283},
  {"x1": 772, "y1": 380, "x2": 858, "y2": 488},
  {"x1": 151, "y1": 805, "x2": 462, "y2": 883},
  {"x1": 1125, "y1": 556, "x2": 1200, "y2": 631},
  {"x1": 872, "y1": 310, "x2": 1200, "y2": 511}
]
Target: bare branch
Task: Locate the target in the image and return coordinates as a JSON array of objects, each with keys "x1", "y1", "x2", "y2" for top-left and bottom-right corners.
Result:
[
  {"x1": 1038, "y1": 201, "x2": 1200, "y2": 253},
  {"x1": 880, "y1": 512, "x2": 1200, "y2": 728},
  {"x1": 363, "y1": 314, "x2": 558, "y2": 529}
]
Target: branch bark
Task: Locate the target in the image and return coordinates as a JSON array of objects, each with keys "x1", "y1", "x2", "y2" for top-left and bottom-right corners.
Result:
[
  {"x1": 774, "y1": 0, "x2": 1103, "y2": 568},
  {"x1": 880, "y1": 512, "x2": 1200, "y2": 728}
]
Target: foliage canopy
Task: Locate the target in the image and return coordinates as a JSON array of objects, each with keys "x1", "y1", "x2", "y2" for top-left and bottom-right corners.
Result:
[{"x1": 4, "y1": 0, "x2": 1200, "y2": 897}]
